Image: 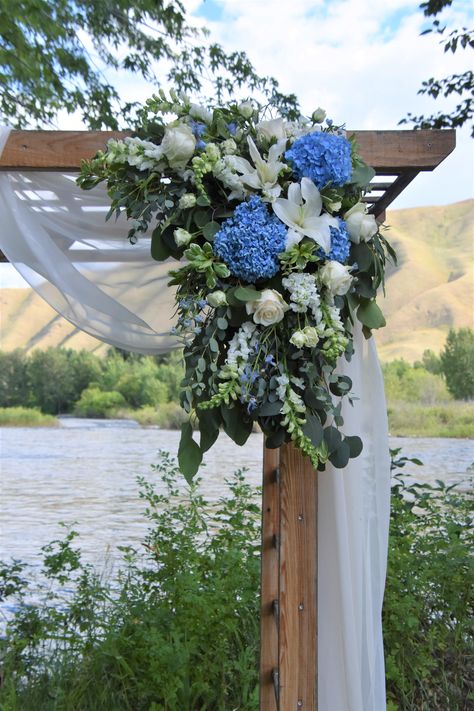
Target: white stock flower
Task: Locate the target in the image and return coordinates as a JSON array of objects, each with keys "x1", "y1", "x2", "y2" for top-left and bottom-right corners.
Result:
[
  {"x1": 173, "y1": 228, "x2": 193, "y2": 247},
  {"x1": 221, "y1": 138, "x2": 237, "y2": 155},
  {"x1": 213, "y1": 156, "x2": 248, "y2": 201},
  {"x1": 233, "y1": 136, "x2": 287, "y2": 201},
  {"x1": 246, "y1": 289, "x2": 289, "y2": 326},
  {"x1": 273, "y1": 177, "x2": 338, "y2": 252},
  {"x1": 207, "y1": 290, "x2": 227, "y2": 307},
  {"x1": 320, "y1": 261, "x2": 353, "y2": 296},
  {"x1": 344, "y1": 203, "x2": 378, "y2": 243},
  {"x1": 160, "y1": 124, "x2": 196, "y2": 168}
]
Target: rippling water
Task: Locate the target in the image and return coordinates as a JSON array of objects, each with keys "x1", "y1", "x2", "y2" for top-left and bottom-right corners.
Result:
[{"x1": 1, "y1": 419, "x2": 472, "y2": 571}]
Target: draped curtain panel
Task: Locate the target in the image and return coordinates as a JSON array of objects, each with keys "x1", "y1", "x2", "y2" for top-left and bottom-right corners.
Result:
[{"x1": 0, "y1": 126, "x2": 390, "y2": 711}]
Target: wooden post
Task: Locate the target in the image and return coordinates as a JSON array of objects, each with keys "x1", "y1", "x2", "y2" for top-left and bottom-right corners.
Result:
[{"x1": 261, "y1": 442, "x2": 318, "y2": 710}]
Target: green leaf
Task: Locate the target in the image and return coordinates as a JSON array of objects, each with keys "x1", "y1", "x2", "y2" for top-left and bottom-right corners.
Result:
[
  {"x1": 151, "y1": 226, "x2": 172, "y2": 261},
  {"x1": 221, "y1": 405, "x2": 253, "y2": 446},
  {"x1": 302, "y1": 414, "x2": 324, "y2": 447},
  {"x1": 217, "y1": 317, "x2": 228, "y2": 330},
  {"x1": 196, "y1": 195, "x2": 211, "y2": 206},
  {"x1": 198, "y1": 408, "x2": 221, "y2": 453},
  {"x1": 351, "y1": 163, "x2": 376, "y2": 188},
  {"x1": 202, "y1": 221, "x2": 221, "y2": 241},
  {"x1": 351, "y1": 242, "x2": 373, "y2": 271},
  {"x1": 357, "y1": 300, "x2": 386, "y2": 329},
  {"x1": 209, "y1": 337, "x2": 219, "y2": 353},
  {"x1": 193, "y1": 209, "x2": 211, "y2": 228},
  {"x1": 329, "y1": 440, "x2": 351, "y2": 469},
  {"x1": 234, "y1": 286, "x2": 260, "y2": 302},
  {"x1": 265, "y1": 429, "x2": 286, "y2": 448},
  {"x1": 178, "y1": 422, "x2": 202, "y2": 483},
  {"x1": 323, "y1": 426, "x2": 342, "y2": 453},
  {"x1": 345, "y1": 435, "x2": 363, "y2": 459},
  {"x1": 258, "y1": 400, "x2": 283, "y2": 416}
]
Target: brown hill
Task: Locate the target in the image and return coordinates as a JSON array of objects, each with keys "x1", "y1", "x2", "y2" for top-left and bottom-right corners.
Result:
[{"x1": 0, "y1": 200, "x2": 472, "y2": 362}]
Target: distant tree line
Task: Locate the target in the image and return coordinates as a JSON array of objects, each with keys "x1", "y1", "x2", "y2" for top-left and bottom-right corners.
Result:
[
  {"x1": 0, "y1": 328, "x2": 472, "y2": 417},
  {"x1": 0, "y1": 347, "x2": 184, "y2": 415}
]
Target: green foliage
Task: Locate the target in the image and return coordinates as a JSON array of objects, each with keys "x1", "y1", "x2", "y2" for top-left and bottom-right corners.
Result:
[
  {"x1": 73, "y1": 386, "x2": 126, "y2": 418},
  {"x1": 0, "y1": 406, "x2": 58, "y2": 427},
  {"x1": 415, "y1": 348, "x2": 443, "y2": 375},
  {"x1": 26, "y1": 348, "x2": 78, "y2": 414},
  {"x1": 440, "y1": 327, "x2": 474, "y2": 399},
  {"x1": 382, "y1": 358, "x2": 452, "y2": 405},
  {"x1": 387, "y1": 400, "x2": 474, "y2": 438},
  {"x1": 0, "y1": 349, "x2": 29, "y2": 407},
  {"x1": 384, "y1": 450, "x2": 474, "y2": 709},
  {"x1": 400, "y1": 0, "x2": 473, "y2": 135},
  {"x1": 0, "y1": 454, "x2": 261, "y2": 710},
  {"x1": 0, "y1": 0, "x2": 298, "y2": 130},
  {"x1": 115, "y1": 357, "x2": 168, "y2": 408}
]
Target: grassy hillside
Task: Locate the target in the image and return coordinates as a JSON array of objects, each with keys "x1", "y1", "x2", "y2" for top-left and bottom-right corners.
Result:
[{"x1": 0, "y1": 200, "x2": 472, "y2": 361}]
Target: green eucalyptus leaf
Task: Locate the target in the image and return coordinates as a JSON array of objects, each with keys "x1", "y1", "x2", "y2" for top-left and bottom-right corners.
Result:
[
  {"x1": 258, "y1": 400, "x2": 283, "y2": 416},
  {"x1": 234, "y1": 286, "x2": 260, "y2": 302},
  {"x1": 302, "y1": 414, "x2": 324, "y2": 447},
  {"x1": 323, "y1": 426, "x2": 342, "y2": 453},
  {"x1": 198, "y1": 408, "x2": 221, "y2": 453},
  {"x1": 351, "y1": 163, "x2": 376, "y2": 188},
  {"x1": 329, "y1": 440, "x2": 351, "y2": 469},
  {"x1": 193, "y1": 209, "x2": 211, "y2": 228},
  {"x1": 357, "y1": 300, "x2": 386, "y2": 329},
  {"x1": 196, "y1": 195, "x2": 211, "y2": 207},
  {"x1": 178, "y1": 421, "x2": 202, "y2": 483},
  {"x1": 202, "y1": 221, "x2": 221, "y2": 241},
  {"x1": 151, "y1": 226, "x2": 172, "y2": 261},
  {"x1": 351, "y1": 242, "x2": 373, "y2": 271},
  {"x1": 217, "y1": 317, "x2": 228, "y2": 330},
  {"x1": 265, "y1": 429, "x2": 286, "y2": 448},
  {"x1": 221, "y1": 406, "x2": 253, "y2": 445},
  {"x1": 345, "y1": 435, "x2": 363, "y2": 458}
]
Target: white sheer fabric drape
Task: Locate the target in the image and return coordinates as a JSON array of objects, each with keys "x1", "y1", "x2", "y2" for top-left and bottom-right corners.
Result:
[{"x1": 0, "y1": 127, "x2": 390, "y2": 710}]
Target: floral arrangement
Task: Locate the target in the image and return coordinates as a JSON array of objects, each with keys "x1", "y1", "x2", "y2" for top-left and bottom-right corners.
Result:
[{"x1": 78, "y1": 93, "x2": 395, "y2": 481}]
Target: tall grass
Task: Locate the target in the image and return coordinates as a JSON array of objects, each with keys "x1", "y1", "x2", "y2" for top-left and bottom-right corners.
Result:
[
  {"x1": 387, "y1": 401, "x2": 474, "y2": 438},
  {"x1": 0, "y1": 406, "x2": 58, "y2": 427}
]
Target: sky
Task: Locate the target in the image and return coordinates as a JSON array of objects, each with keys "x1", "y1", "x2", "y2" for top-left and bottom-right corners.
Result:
[{"x1": 1, "y1": 0, "x2": 473, "y2": 288}]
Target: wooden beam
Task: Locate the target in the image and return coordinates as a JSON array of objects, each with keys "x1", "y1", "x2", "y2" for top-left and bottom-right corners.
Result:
[
  {"x1": 261, "y1": 443, "x2": 318, "y2": 710},
  {"x1": 0, "y1": 129, "x2": 455, "y2": 172}
]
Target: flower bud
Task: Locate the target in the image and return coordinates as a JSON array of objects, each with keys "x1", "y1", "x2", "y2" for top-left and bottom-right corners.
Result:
[
  {"x1": 311, "y1": 107, "x2": 327, "y2": 124},
  {"x1": 173, "y1": 228, "x2": 193, "y2": 247},
  {"x1": 207, "y1": 290, "x2": 228, "y2": 307}
]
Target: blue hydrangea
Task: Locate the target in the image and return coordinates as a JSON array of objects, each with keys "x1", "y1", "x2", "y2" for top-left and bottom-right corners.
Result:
[
  {"x1": 317, "y1": 220, "x2": 351, "y2": 263},
  {"x1": 285, "y1": 132, "x2": 352, "y2": 189},
  {"x1": 214, "y1": 196, "x2": 287, "y2": 282}
]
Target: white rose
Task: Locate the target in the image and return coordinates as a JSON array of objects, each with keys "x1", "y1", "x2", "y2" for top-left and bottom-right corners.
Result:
[
  {"x1": 320, "y1": 261, "x2": 353, "y2": 296},
  {"x1": 257, "y1": 118, "x2": 287, "y2": 142},
  {"x1": 311, "y1": 107, "x2": 327, "y2": 124},
  {"x1": 189, "y1": 103, "x2": 212, "y2": 124},
  {"x1": 238, "y1": 101, "x2": 255, "y2": 119},
  {"x1": 207, "y1": 290, "x2": 227, "y2": 307},
  {"x1": 221, "y1": 138, "x2": 237, "y2": 155},
  {"x1": 178, "y1": 193, "x2": 197, "y2": 209},
  {"x1": 289, "y1": 330, "x2": 306, "y2": 348},
  {"x1": 160, "y1": 124, "x2": 196, "y2": 168},
  {"x1": 246, "y1": 289, "x2": 289, "y2": 326},
  {"x1": 173, "y1": 228, "x2": 193, "y2": 247},
  {"x1": 344, "y1": 203, "x2": 378, "y2": 243},
  {"x1": 301, "y1": 326, "x2": 319, "y2": 348}
]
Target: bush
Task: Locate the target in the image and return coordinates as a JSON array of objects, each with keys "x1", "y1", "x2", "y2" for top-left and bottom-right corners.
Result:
[
  {"x1": 383, "y1": 359, "x2": 451, "y2": 405},
  {"x1": 0, "y1": 453, "x2": 472, "y2": 709},
  {"x1": 387, "y1": 401, "x2": 474, "y2": 438},
  {"x1": 384, "y1": 450, "x2": 474, "y2": 710},
  {"x1": 0, "y1": 454, "x2": 261, "y2": 710},
  {"x1": 73, "y1": 386, "x2": 125, "y2": 418}
]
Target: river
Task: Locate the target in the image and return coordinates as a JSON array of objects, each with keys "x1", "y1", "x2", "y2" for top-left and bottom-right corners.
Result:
[{"x1": 0, "y1": 419, "x2": 472, "y2": 571}]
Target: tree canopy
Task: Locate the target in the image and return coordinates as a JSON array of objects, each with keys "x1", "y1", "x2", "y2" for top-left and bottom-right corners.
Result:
[
  {"x1": 0, "y1": 0, "x2": 298, "y2": 129},
  {"x1": 400, "y1": 0, "x2": 473, "y2": 136}
]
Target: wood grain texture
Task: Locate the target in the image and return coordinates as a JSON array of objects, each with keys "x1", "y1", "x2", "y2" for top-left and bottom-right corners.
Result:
[
  {"x1": 260, "y1": 444, "x2": 281, "y2": 711},
  {"x1": 0, "y1": 129, "x2": 455, "y2": 171},
  {"x1": 279, "y1": 442, "x2": 318, "y2": 711}
]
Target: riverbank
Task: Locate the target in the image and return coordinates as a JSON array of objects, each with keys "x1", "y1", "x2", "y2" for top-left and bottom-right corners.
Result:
[
  {"x1": 2, "y1": 401, "x2": 473, "y2": 438},
  {"x1": 0, "y1": 407, "x2": 58, "y2": 427}
]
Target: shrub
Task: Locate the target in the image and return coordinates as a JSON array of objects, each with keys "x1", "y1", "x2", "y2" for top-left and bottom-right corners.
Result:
[
  {"x1": 73, "y1": 386, "x2": 125, "y2": 418},
  {"x1": 0, "y1": 406, "x2": 58, "y2": 427}
]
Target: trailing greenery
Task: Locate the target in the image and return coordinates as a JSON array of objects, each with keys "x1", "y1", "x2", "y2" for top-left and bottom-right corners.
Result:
[
  {"x1": 0, "y1": 406, "x2": 58, "y2": 427},
  {"x1": 0, "y1": 452, "x2": 472, "y2": 709}
]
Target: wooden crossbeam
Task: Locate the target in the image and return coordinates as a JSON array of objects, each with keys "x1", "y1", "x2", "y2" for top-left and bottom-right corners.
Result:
[{"x1": 0, "y1": 128, "x2": 455, "y2": 172}]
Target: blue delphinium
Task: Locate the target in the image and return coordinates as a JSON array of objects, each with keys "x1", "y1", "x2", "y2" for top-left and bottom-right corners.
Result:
[
  {"x1": 318, "y1": 219, "x2": 351, "y2": 263},
  {"x1": 214, "y1": 195, "x2": 287, "y2": 282},
  {"x1": 285, "y1": 132, "x2": 352, "y2": 189}
]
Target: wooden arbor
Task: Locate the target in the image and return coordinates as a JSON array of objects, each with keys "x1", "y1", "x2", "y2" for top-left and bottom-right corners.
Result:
[{"x1": 0, "y1": 128, "x2": 456, "y2": 709}]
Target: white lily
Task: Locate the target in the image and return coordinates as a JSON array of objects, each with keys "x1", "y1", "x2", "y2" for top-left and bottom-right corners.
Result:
[
  {"x1": 272, "y1": 177, "x2": 338, "y2": 253},
  {"x1": 233, "y1": 136, "x2": 287, "y2": 200}
]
